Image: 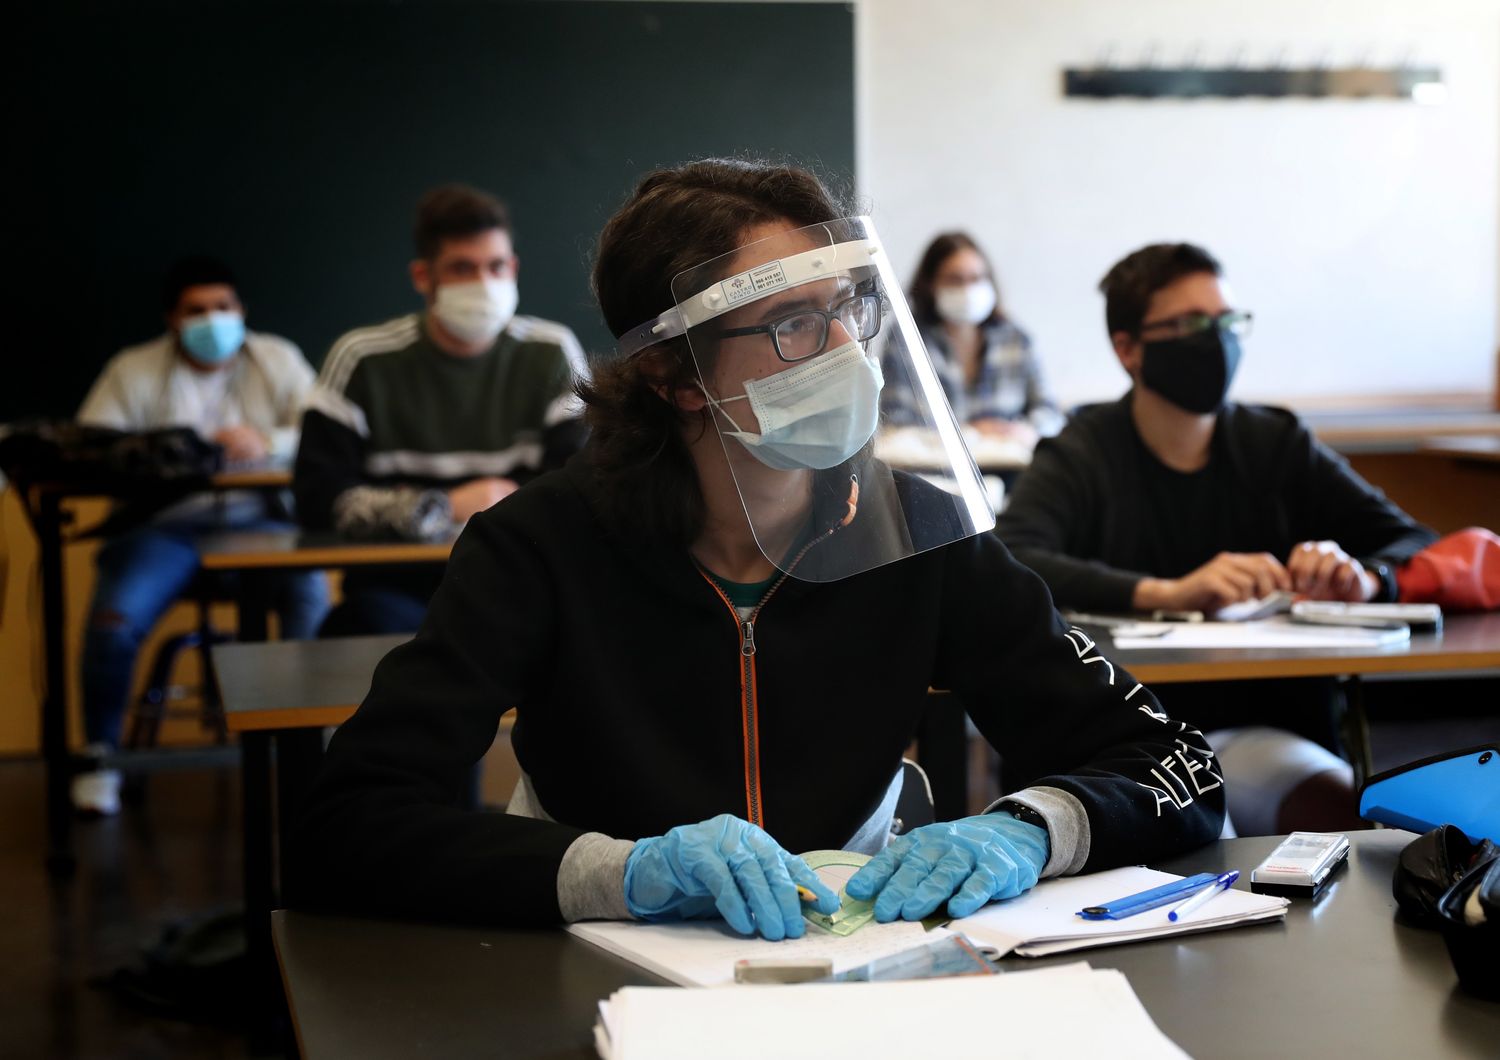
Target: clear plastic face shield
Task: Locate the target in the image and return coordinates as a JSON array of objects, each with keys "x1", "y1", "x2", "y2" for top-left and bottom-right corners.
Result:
[{"x1": 616, "y1": 217, "x2": 993, "y2": 583}]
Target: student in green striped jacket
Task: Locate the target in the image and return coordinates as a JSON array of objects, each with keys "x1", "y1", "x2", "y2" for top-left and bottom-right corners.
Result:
[{"x1": 294, "y1": 184, "x2": 589, "y2": 635}]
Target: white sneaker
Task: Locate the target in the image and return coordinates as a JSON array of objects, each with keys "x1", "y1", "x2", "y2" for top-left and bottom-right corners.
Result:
[{"x1": 72, "y1": 767, "x2": 122, "y2": 817}]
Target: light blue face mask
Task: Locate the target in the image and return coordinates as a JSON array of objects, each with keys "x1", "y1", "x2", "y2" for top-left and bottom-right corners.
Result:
[
  {"x1": 706, "y1": 340, "x2": 884, "y2": 471},
  {"x1": 180, "y1": 312, "x2": 246, "y2": 366}
]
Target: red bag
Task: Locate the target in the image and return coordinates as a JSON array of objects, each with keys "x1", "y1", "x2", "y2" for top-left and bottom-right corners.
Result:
[{"x1": 1397, "y1": 527, "x2": 1500, "y2": 611}]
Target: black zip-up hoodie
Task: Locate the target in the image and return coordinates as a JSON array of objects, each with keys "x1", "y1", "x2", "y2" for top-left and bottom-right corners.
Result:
[
  {"x1": 995, "y1": 395, "x2": 1437, "y2": 613},
  {"x1": 288, "y1": 449, "x2": 1224, "y2": 926}
]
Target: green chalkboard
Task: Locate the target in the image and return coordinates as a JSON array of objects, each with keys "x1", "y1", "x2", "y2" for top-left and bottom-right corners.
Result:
[{"x1": 10, "y1": 0, "x2": 854, "y2": 420}]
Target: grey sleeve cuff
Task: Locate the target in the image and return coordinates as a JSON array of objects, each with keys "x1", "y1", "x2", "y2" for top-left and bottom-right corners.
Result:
[
  {"x1": 985, "y1": 785, "x2": 1091, "y2": 878},
  {"x1": 556, "y1": 833, "x2": 638, "y2": 922}
]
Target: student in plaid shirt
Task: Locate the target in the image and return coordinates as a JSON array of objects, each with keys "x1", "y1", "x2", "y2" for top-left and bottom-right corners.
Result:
[{"x1": 882, "y1": 232, "x2": 1062, "y2": 445}]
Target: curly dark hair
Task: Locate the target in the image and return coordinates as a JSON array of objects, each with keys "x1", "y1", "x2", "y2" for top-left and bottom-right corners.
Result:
[{"x1": 581, "y1": 159, "x2": 850, "y2": 547}]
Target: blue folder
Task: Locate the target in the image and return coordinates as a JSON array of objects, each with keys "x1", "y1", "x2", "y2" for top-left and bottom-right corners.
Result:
[{"x1": 1358, "y1": 745, "x2": 1499, "y2": 843}]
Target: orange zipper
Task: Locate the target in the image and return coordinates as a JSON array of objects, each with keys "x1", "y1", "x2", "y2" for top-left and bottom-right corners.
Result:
[
  {"x1": 695, "y1": 475, "x2": 862, "y2": 830},
  {"x1": 699, "y1": 571, "x2": 782, "y2": 827}
]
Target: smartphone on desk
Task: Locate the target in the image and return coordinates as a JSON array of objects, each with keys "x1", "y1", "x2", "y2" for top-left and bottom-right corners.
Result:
[
  {"x1": 1288, "y1": 609, "x2": 1408, "y2": 632},
  {"x1": 1291, "y1": 600, "x2": 1442, "y2": 631}
]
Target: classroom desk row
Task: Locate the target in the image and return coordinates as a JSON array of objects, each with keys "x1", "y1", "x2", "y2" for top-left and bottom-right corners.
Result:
[
  {"x1": 209, "y1": 612, "x2": 1500, "y2": 1042},
  {"x1": 271, "y1": 831, "x2": 1500, "y2": 1059},
  {"x1": 23, "y1": 412, "x2": 1498, "y2": 868},
  {"x1": 18, "y1": 463, "x2": 456, "y2": 874}
]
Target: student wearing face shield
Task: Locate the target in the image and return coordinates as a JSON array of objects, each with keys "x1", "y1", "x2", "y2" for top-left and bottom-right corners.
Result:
[
  {"x1": 882, "y1": 232, "x2": 1061, "y2": 447},
  {"x1": 73, "y1": 256, "x2": 328, "y2": 815},
  {"x1": 995, "y1": 243, "x2": 1438, "y2": 835},
  {"x1": 294, "y1": 185, "x2": 589, "y2": 636},
  {"x1": 288, "y1": 161, "x2": 1222, "y2": 940}
]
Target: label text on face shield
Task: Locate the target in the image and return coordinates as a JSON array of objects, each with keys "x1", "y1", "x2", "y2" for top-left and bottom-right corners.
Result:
[{"x1": 722, "y1": 260, "x2": 789, "y2": 306}]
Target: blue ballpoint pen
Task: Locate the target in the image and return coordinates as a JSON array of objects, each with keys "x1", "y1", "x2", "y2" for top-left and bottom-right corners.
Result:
[
  {"x1": 1167, "y1": 870, "x2": 1241, "y2": 922},
  {"x1": 1078, "y1": 872, "x2": 1219, "y2": 920}
]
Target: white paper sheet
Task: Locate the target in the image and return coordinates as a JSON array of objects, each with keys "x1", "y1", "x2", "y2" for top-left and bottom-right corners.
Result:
[
  {"x1": 594, "y1": 963, "x2": 1191, "y2": 1060},
  {"x1": 1113, "y1": 618, "x2": 1408, "y2": 650},
  {"x1": 568, "y1": 916, "x2": 945, "y2": 988},
  {"x1": 953, "y1": 866, "x2": 1288, "y2": 957}
]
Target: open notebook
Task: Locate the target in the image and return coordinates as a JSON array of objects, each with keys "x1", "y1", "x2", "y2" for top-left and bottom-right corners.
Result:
[
  {"x1": 954, "y1": 865, "x2": 1288, "y2": 957},
  {"x1": 568, "y1": 863, "x2": 1286, "y2": 986}
]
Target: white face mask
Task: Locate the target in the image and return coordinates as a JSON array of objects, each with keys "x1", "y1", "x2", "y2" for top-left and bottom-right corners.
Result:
[
  {"x1": 431, "y1": 278, "x2": 518, "y2": 345},
  {"x1": 934, "y1": 280, "x2": 997, "y2": 326},
  {"x1": 706, "y1": 340, "x2": 884, "y2": 471}
]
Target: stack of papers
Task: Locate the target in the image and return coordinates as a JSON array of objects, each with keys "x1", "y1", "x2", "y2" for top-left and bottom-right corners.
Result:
[
  {"x1": 1111, "y1": 617, "x2": 1409, "y2": 650},
  {"x1": 955, "y1": 866, "x2": 1288, "y2": 957},
  {"x1": 594, "y1": 963, "x2": 1190, "y2": 1060}
]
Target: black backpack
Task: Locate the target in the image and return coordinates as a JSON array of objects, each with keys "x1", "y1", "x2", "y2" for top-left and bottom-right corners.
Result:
[{"x1": 0, "y1": 420, "x2": 223, "y2": 490}]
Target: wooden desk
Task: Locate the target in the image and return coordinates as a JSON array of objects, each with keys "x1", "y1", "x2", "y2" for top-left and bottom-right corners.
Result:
[
  {"x1": 1421, "y1": 434, "x2": 1500, "y2": 465},
  {"x1": 1108, "y1": 612, "x2": 1500, "y2": 684},
  {"x1": 216, "y1": 634, "x2": 407, "y2": 733},
  {"x1": 272, "y1": 832, "x2": 1499, "y2": 1060},
  {"x1": 15, "y1": 463, "x2": 293, "y2": 873},
  {"x1": 212, "y1": 466, "x2": 293, "y2": 489},
  {"x1": 211, "y1": 638, "x2": 408, "y2": 1037},
  {"x1": 874, "y1": 426, "x2": 1032, "y2": 473},
  {"x1": 197, "y1": 530, "x2": 453, "y2": 641},
  {"x1": 197, "y1": 529, "x2": 454, "y2": 572},
  {"x1": 920, "y1": 615, "x2": 1500, "y2": 813},
  {"x1": 214, "y1": 634, "x2": 409, "y2": 1045},
  {"x1": 1306, "y1": 410, "x2": 1500, "y2": 454}
]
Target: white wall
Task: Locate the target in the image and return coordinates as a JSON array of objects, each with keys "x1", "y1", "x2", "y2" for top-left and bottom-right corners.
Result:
[{"x1": 858, "y1": 0, "x2": 1500, "y2": 409}]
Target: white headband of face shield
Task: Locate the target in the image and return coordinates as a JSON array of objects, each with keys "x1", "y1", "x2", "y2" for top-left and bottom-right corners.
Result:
[{"x1": 613, "y1": 237, "x2": 881, "y2": 360}]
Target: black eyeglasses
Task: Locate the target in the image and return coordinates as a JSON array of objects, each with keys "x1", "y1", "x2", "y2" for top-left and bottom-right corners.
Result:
[
  {"x1": 714, "y1": 291, "x2": 884, "y2": 363},
  {"x1": 1138, "y1": 310, "x2": 1253, "y2": 341}
]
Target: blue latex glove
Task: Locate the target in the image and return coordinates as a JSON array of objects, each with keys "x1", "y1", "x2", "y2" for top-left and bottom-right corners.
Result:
[
  {"x1": 844, "y1": 812, "x2": 1049, "y2": 921},
  {"x1": 624, "y1": 814, "x2": 842, "y2": 940}
]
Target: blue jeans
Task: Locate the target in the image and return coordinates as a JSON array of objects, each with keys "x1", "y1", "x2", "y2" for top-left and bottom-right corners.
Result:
[{"x1": 82, "y1": 513, "x2": 330, "y2": 748}]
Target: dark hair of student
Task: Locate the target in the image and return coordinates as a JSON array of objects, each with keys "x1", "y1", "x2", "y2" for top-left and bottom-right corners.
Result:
[
  {"x1": 161, "y1": 255, "x2": 238, "y2": 313},
  {"x1": 1098, "y1": 242, "x2": 1222, "y2": 337},
  {"x1": 908, "y1": 232, "x2": 1004, "y2": 328},
  {"x1": 412, "y1": 184, "x2": 512, "y2": 260},
  {"x1": 582, "y1": 158, "x2": 850, "y2": 547}
]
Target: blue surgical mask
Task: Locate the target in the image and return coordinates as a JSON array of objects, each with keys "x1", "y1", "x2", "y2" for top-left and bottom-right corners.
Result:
[
  {"x1": 706, "y1": 340, "x2": 884, "y2": 471},
  {"x1": 180, "y1": 312, "x2": 246, "y2": 366}
]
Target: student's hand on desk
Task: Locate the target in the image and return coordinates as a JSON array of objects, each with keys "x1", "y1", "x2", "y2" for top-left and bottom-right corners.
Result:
[
  {"x1": 446, "y1": 477, "x2": 518, "y2": 523},
  {"x1": 212, "y1": 425, "x2": 268, "y2": 463},
  {"x1": 1136, "y1": 551, "x2": 1292, "y2": 612},
  {"x1": 844, "y1": 813, "x2": 1048, "y2": 922},
  {"x1": 1287, "y1": 540, "x2": 1379, "y2": 602},
  {"x1": 624, "y1": 814, "x2": 841, "y2": 941}
]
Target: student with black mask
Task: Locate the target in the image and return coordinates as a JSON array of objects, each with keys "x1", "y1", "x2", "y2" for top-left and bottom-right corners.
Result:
[{"x1": 996, "y1": 242, "x2": 1436, "y2": 835}]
